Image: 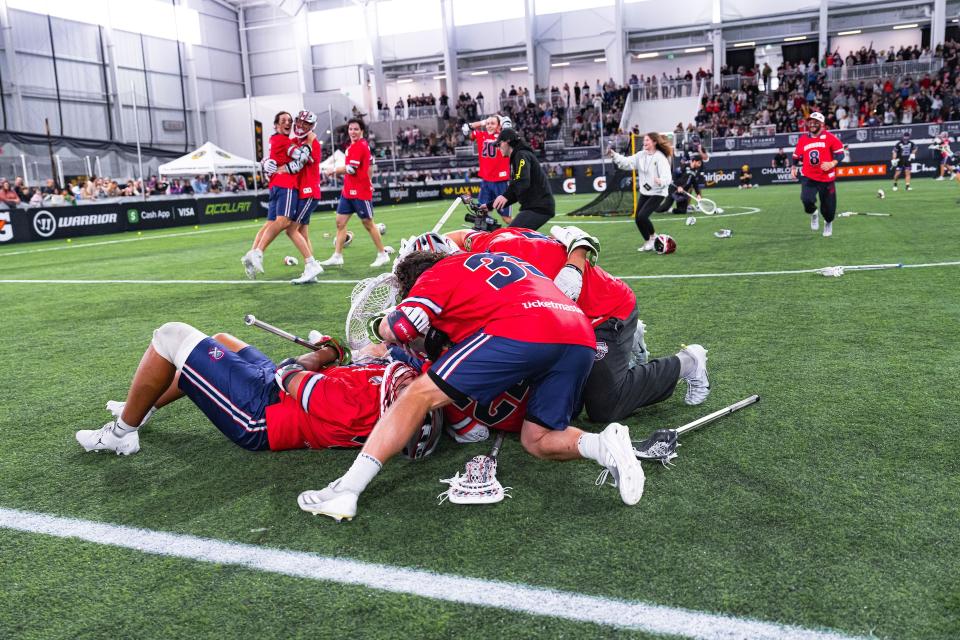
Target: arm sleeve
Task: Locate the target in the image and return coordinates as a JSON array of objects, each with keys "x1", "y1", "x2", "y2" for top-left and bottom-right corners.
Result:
[
  {"x1": 831, "y1": 136, "x2": 845, "y2": 159},
  {"x1": 610, "y1": 151, "x2": 639, "y2": 171},
  {"x1": 655, "y1": 154, "x2": 672, "y2": 185},
  {"x1": 291, "y1": 371, "x2": 331, "y2": 416}
]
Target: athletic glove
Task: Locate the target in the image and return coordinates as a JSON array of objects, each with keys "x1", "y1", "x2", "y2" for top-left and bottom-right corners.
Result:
[
  {"x1": 261, "y1": 158, "x2": 278, "y2": 175},
  {"x1": 307, "y1": 330, "x2": 352, "y2": 366},
  {"x1": 274, "y1": 357, "x2": 305, "y2": 393},
  {"x1": 461, "y1": 123, "x2": 471, "y2": 136},
  {"x1": 366, "y1": 314, "x2": 386, "y2": 344},
  {"x1": 549, "y1": 225, "x2": 601, "y2": 266},
  {"x1": 290, "y1": 144, "x2": 312, "y2": 164},
  {"x1": 554, "y1": 264, "x2": 583, "y2": 301},
  {"x1": 891, "y1": 158, "x2": 899, "y2": 168},
  {"x1": 285, "y1": 159, "x2": 304, "y2": 174},
  {"x1": 345, "y1": 165, "x2": 357, "y2": 175}
]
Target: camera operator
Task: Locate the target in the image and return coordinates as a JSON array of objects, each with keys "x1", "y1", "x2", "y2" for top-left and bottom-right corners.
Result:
[{"x1": 490, "y1": 128, "x2": 555, "y2": 230}]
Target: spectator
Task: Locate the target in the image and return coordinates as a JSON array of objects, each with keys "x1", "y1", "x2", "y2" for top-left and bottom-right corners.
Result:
[{"x1": 0, "y1": 180, "x2": 21, "y2": 204}]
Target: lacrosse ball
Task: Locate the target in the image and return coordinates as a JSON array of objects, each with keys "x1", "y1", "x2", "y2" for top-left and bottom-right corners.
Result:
[
  {"x1": 283, "y1": 255, "x2": 299, "y2": 266},
  {"x1": 66, "y1": 239, "x2": 72, "y2": 243}
]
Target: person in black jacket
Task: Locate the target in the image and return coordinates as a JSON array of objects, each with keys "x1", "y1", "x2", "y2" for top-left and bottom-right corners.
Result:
[
  {"x1": 657, "y1": 155, "x2": 704, "y2": 214},
  {"x1": 490, "y1": 128, "x2": 555, "y2": 230}
]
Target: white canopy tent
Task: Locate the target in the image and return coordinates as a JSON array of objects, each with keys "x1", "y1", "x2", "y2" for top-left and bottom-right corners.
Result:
[{"x1": 158, "y1": 141, "x2": 259, "y2": 190}]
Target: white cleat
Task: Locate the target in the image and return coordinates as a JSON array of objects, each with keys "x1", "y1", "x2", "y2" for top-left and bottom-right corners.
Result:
[
  {"x1": 892, "y1": 185, "x2": 898, "y2": 192},
  {"x1": 446, "y1": 421, "x2": 490, "y2": 444},
  {"x1": 320, "y1": 253, "x2": 344, "y2": 267},
  {"x1": 370, "y1": 252, "x2": 390, "y2": 268},
  {"x1": 936, "y1": 176, "x2": 945, "y2": 181},
  {"x1": 241, "y1": 251, "x2": 257, "y2": 279},
  {"x1": 76, "y1": 422, "x2": 140, "y2": 455},
  {"x1": 595, "y1": 423, "x2": 645, "y2": 505},
  {"x1": 680, "y1": 344, "x2": 710, "y2": 405},
  {"x1": 637, "y1": 239, "x2": 655, "y2": 252},
  {"x1": 291, "y1": 260, "x2": 324, "y2": 285},
  {"x1": 823, "y1": 221, "x2": 832, "y2": 237},
  {"x1": 297, "y1": 480, "x2": 358, "y2": 522},
  {"x1": 810, "y1": 210, "x2": 820, "y2": 231}
]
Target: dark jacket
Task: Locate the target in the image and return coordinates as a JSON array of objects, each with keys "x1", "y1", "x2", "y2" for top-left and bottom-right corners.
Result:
[{"x1": 502, "y1": 147, "x2": 555, "y2": 214}]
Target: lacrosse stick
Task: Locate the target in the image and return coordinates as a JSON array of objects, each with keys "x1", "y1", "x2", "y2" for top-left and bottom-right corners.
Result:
[
  {"x1": 244, "y1": 314, "x2": 319, "y2": 351},
  {"x1": 838, "y1": 211, "x2": 892, "y2": 217},
  {"x1": 432, "y1": 197, "x2": 462, "y2": 233},
  {"x1": 633, "y1": 394, "x2": 760, "y2": 466},
  {"x1": 438, "y1": 430, "x2": 510, "y2": 505},
  {"x1": 694, "y1": 197, "x2": 717, "y2": 215},
  {"x1": 344, "y1": 272, "x2": 401, "y2": 351},
  {"x1": 818, "y1": 263, "x2": 902, "y2": 277}
]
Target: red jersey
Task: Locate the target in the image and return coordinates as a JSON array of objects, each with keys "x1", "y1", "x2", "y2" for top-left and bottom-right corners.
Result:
[
  {"x1": 398, "y1": 252, "x2": 595, "y2": 349},
  {"x1": 472, "y1": 130, "x2": 510, "y2": 182},
  {"x1": 264, "y1": 362, "x2": 385, "y2": 451},
  {"x1": 793, "y1": 131, "x2": 844, "y2": 182},
  {"x1": 268, "y1": 133, "x2": 298, "y2": 190},
  {"x1": 444, "y1": 381, "x2": 528, "y2": 434},
  {"x1": 342, "y1": 138, "x2": 373, "y2": 200},
  {"x1": 297, "y1": 138, "x2": 322, "y2": 198},
  {"x1": 467, "y1": 228, "x2": 636, "y2": 327}
]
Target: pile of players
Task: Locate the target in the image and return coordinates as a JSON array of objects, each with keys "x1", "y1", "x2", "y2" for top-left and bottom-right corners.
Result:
[
  {"x1": 77, "y1": 219, "x2": 713, "y2": 519},
  {"x1": 241, "y1": 111, "x2": 391, "y2": 285}
]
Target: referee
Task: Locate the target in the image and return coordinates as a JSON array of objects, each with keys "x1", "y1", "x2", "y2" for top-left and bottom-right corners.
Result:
[{"x1": 491, "y1": 128, "x2": 555, "y2": 230}]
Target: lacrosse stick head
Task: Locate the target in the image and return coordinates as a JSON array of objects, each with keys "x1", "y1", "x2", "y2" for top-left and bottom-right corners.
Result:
[
  {"x1": 437, "y1": 455, "x2": 511, "y2": 505},
  {"x1": 633, "y1": 429, "x2": 679, "y2": 466},
  {"x1": 697, "y1": 198, "x2": 717, "y2": 215},
  {"x1": 345, "y1": 272, "x2": 400, "y2": 351},
  {"x1": 380, "y1": 361, "x2": 443, "y2": 460}
]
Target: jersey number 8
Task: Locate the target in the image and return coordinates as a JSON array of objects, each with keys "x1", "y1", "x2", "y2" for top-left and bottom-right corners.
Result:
[{"x1": 808, "y1": 150, "x2": 820, "y2": 166}]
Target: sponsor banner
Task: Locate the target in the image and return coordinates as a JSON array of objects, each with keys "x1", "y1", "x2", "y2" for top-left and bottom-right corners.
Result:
[
  {"x1": 712, "y1": 120, "x2": 960, "y2": 152},
  {"x1": 835, "y1": 164, "x2": 887, "y2": 178},
  {"x1": 0, "y1": 210, "x2": 18, "y2": 243},
  {"x1": 198, "y1": 195, "x2": 261, "y2": 223},
  {"x1": 18, "y1": 204, "x2": 125, "y2": 241},
  {"x1": 125, "y1": 200, "x2": 198, "y2": 230}
]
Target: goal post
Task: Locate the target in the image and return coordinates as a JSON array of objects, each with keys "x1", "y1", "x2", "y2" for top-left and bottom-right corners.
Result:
[{"x1": 569, "y1": 133, "x2": 638, "y2": 217}]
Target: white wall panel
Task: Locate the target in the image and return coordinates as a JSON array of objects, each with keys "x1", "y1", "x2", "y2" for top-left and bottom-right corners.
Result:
[
  {"x1": 314, "y1": 67, "x2": 363, "y2": 92},
  {"x1": 9, "y1": 10, "x2": 51, "y2": 54},
  {"x1": 456, "y1": 21, "x2": 526, "y2": 52},
  {"x1": 60, "y1": 101, "x2": 110, "y2": 139},
  {"x1": 197, "y1": 13, "x2": 241, "y2": 51},
  {"x1": 15, "y1": 53, "x2": 57, "y2": 91},
  {"x1": 722, "y1": 0, "x2": 818, "y2": 21},
  {"x1": 146, "y1": 73, "x2": 185, "y2": 109},
  {"x1": 250, "y1": 50, "x2": 299, "y2": 77},
  {"x1": 113, "y1": 30, "x2": 145, "y2": 68},
  {"x1": 206, "y1": 79, "x2": 244, "y2": 102},
  {"x1": 379, "y1": 31, "x2": 444, "y2": 61},
  {"x1": 142, "y1": 36, "x2": 181, "y2": 74},
  {"x1": 55, "y1": 60, "x2": 106, "y2": 99},
  {"x1": 623, "y1": 1, "x2": 711, "y2": 31},
  {"x1": 21, "y1": 97, "x2": 60, "y2": 134},
  {"x1": 117, "y1": 68, "x2": 148, "y2": 102},
  {"x1": 50, "y1": 18, "x2": 101, "y2": 61},
  {"x1": 252, "y1": 73, "x2": 301, "y2": 96},
  {"x1": 627, "y1": 52, "x2": 712, "y2": 80},
  {"x1": 194, "y1": 48, "x2": 244, "y2": 84}
]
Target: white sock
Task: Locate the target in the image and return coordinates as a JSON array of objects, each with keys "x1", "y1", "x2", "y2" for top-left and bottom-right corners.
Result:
[
  {"x1": 339, "y1": 453, "x2": 382, "y2": 494},
  {"x1": 253, "y1": 249, "x2": 263, "y2": 257},
  {"x1": 577, "y1": 433, "x2": 602, "y2": 463},
  {"x1": 677, "y1": 349, "x2": 697, "y2": 378},
  {"x1": 112, "y1": 417, "x2": 137, "y2": 436},
  {"x1": 306, "y1": 256, "x2": 316, "y2": 264}
]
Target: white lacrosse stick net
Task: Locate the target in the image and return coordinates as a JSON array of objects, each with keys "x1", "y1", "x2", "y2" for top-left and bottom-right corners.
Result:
[
  {"x1": 345, "y1": 272, "x2": 400, "y2": 351},
  {"x1": 696, "y1": 198, "x2": 717, "y2": 214},
  {"x1": 437, "y1": 455, "x2": 511, "y2": 505}
]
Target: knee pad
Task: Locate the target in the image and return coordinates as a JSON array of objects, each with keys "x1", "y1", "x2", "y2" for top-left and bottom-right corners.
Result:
[{"x1": 151, "y1": 322, "x2": 207, "y2": 369}]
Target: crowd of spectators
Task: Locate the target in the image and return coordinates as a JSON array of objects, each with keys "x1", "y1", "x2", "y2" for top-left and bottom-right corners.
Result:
[{"x1": 0, "y1": 172, "x2": 259, "y2": 207}]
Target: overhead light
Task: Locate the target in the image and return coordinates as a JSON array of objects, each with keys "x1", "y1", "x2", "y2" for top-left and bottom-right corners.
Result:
[
  {"x1": 433, "y1": 75, "x2": 446, "y2": 80},
  {"x1": 551, "y1": 62, "x2": 570, "y2": 67},
  {"x1": 397, "y1": 78, "x2": 413, "y2": 84},
  {"x1": 892, "y1": 23, "x2": 919, "y2": 30},
  {"x1": 510, "y1": 65, "x2": 528, "y2": 71},
  {"x1": 594, "y1": 57, "x2": 606, "y2": 62},
  {"x1": 953, "y1": 19, "x2": 959, "y2": 23},
  {"x1": 635, "y1": 52, "x2": 659, "y2": 59},
  {"x1": 837, "y1": 29, "x2": 861, "y2": 35},
  {"x1": 733, "y1": 41, "x2": 755, "y2": 48},
  {"x1": 470, "y1": 70, "x2": 488, "y2": 76},
  {"x1": 684, "y1": 47, "x2": 706, "y2": 53},
  {"x1": 784, "y1": 36, "x2": 807, "y2": 42}
]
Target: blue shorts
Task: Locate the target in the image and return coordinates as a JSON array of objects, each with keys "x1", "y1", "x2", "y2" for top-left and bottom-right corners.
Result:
[
  {"x1": 336, "y1": 197, "x2": 374, "y2": 220},
  {"x1": 294, "y1": 197, "x2": 318, "y2": 224},
  {"x1": 267, "y1": 186, "x2": 299, "y2": 221},
  {"x1": 177, "y1": 338, "x2": 276, "y2": 451},
  {"x1": 428, "y1": 332, "x2": 594, "y2": 430},
  {"x1": 479, "y1": 180, "x2": 510, "y2": 217}
]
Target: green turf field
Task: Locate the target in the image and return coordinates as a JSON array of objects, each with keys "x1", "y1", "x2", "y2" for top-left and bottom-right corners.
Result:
[{"x1": 1, "y1": 180, "x2": 959, "y2": 639}]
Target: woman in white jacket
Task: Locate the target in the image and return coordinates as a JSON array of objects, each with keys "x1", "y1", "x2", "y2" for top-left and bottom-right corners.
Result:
[{"x1": 608, "y1": 132, "x2": 673, "y2": 251}]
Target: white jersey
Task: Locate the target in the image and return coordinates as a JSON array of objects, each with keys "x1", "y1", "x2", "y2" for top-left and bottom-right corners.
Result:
[{"x1": 610, "y1": 149, "x2": 672, "y2": 196}]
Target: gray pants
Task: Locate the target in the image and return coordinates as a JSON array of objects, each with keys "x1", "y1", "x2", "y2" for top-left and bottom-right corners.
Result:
[{"x1": 580, "y1": 307, "x2": 681, "y2": 423}]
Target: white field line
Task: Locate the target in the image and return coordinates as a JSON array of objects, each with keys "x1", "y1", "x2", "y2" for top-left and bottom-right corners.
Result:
[
  {"x1": 0, "y1": 507, "x2": 864, "y2": 640},
  {"x1": 553, "y1": 206, "x2": 761, "y2": 223},
  {"x1": 2, "y1": 260, "x2": 958, "y2": 286}
]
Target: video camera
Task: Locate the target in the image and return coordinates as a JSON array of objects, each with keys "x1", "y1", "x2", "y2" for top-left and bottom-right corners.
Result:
[{"x1": 461, "y1": 194, "x2": 502, "y2": 232}]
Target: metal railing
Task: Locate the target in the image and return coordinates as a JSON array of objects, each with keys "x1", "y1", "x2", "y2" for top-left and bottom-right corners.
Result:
[
  {"x1": 630, "y1": 78, "x2": 701, "y2": 101},
  {"x1": 823, "y1": 58, "x2": 943, "y2": 83}
]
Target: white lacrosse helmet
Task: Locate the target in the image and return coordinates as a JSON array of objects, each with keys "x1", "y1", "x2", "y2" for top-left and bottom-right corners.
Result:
[
  {"x1": 653, "y1": 234, "x2": 677, "y2": 254},
  {"x1": 380, "y1": 361, "x2": 443, "y2": 460},
  {"x1": 394, "y1": 232, "x2": 458, "y2": 271},
  {"x1": 293, "y1": 109, "x2": 317, "y2": 139}
]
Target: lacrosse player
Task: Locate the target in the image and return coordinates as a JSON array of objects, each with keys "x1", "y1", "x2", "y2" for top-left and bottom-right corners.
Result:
[
  {"x1": 791, "y1": 112, "x2": 845, "y2": 238},
  {"x1": 657, "y1": 155, "x2": 704, "y2": 214},
  {"x1": 931, "y1": 133, "x2": 956, "y2": 181},
  {"x1": 321, "y1": 118, "x2": 390, "y2": 268},
  {"x1": 75, "y1": 323, "x2": 441, "y2": 456},
  {"x1": 288, "y1": 111, "x2": 326, "y2": 284},
  {"x1": 242, "y1": 111, "x2": 321, "y2": 279},
  {"x1": 298, "y1": 250, "x2": 647, "y2": 521},
  {"x1": 890, "y1": 132, "x2": 916, "y2": 192},
  {"x1": 442, "y1": 227, "x2": 709, "y2": 423},
  {"x1": 463, "y1": 115, "x2": 513, "y2": 224}
]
